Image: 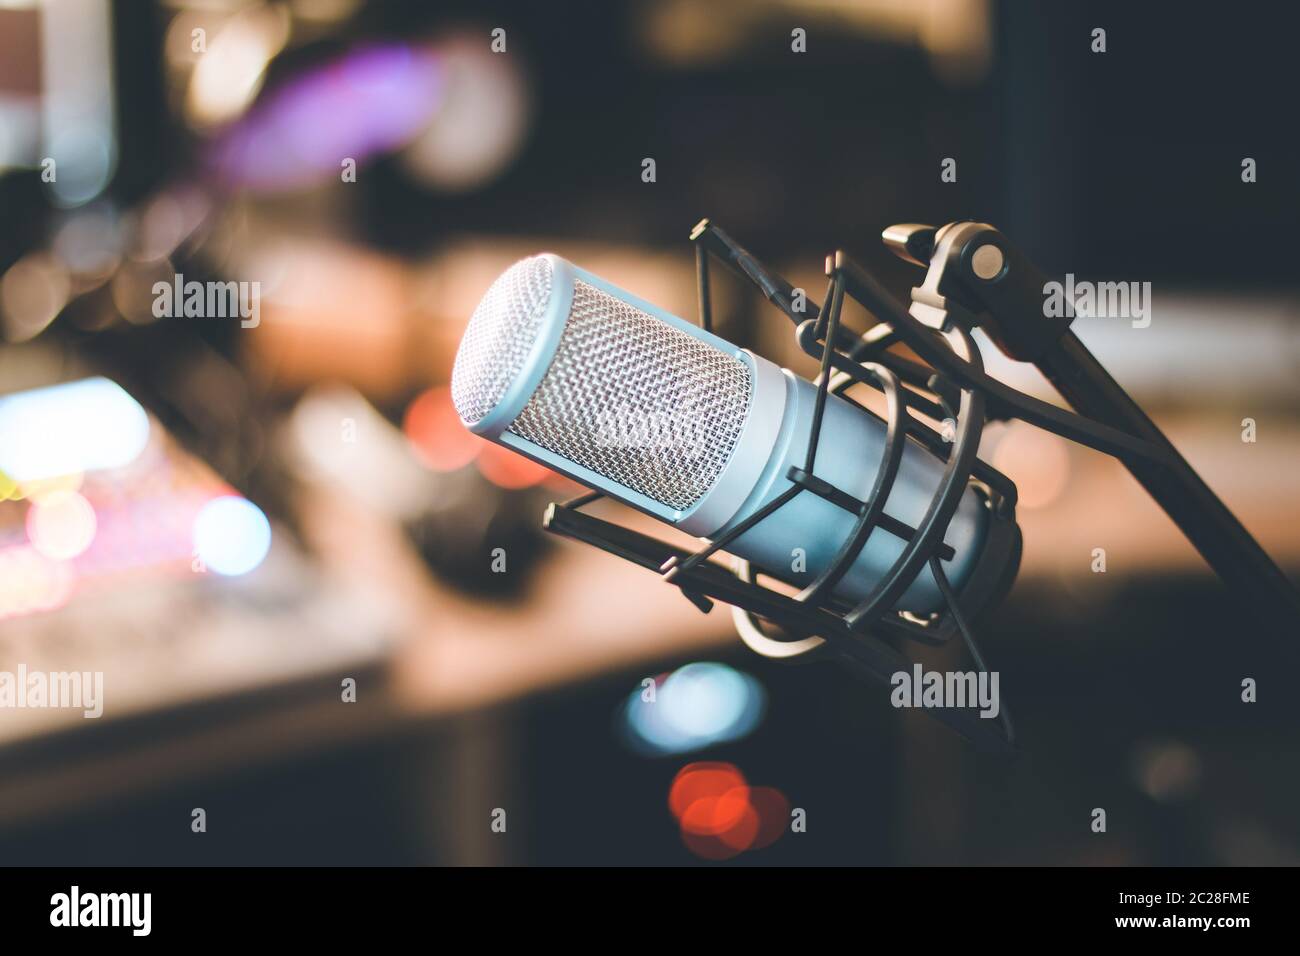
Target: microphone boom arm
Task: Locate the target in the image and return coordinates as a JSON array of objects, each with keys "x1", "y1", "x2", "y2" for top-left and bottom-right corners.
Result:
[{"x1": 879, "y1": 220, "x2": 1300, "y2": 642}]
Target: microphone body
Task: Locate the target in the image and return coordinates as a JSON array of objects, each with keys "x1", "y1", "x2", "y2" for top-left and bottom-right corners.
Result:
[{"x1": 452, "y1": 254, "x2": 1005, "y2": 616}]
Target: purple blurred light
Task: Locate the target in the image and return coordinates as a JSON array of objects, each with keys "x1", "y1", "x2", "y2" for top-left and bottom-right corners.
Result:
[{"x1": 209, "y1": 43, "x2": 443, "y2": 192}]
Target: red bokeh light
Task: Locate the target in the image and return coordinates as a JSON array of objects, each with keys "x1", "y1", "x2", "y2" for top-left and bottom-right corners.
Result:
[
  {"x1": 474, "y1": 441, "x2": 553, "y2": 490},
  {"x1": 669, "y1": 762, "x2": 790, "y2": 860},
  {"x1": 402, "y1": 386, "x2": 480, "y2": 472},
  {"x1": 669, "y1": 762, "x2": 747, "y2": 821},
  {"x1": 402, "y1": 384, "x2": 571, "y2": 490},
  {"x1": 741, "y1": 785, "x2": 790, "y2": 851}
]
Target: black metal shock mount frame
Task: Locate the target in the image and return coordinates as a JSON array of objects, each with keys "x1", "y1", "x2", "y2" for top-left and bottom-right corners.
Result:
[{"x1": 543, "y1": 219, "x2": 1300, "y2": 753}]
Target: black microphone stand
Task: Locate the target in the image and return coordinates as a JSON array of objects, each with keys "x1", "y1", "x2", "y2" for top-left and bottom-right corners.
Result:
[{"x1": 880, "y1": 220, "x2": 1300, "y2": 640}]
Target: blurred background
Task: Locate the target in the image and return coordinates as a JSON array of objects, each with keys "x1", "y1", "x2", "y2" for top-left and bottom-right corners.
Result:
[{"x1": 0, "y1": 0, "x2": 1297, "y2": 865}]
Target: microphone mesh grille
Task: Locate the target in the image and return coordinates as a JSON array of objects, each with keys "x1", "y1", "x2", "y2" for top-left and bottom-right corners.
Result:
[
  {"x1": 509, "y1": 278, "x2": 751, "y2": 511},
  {"x1": 451, "y1": 256, "x2": 555, "y2": 425}
]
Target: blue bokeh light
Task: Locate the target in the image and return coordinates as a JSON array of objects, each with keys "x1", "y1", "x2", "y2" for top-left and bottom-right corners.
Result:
[
  {"x1": 193, "y1": 495, "x2": 272, "y2": 577},
  {"x1": 621, "y1": 662, "x2": 766, "y2": 757}
]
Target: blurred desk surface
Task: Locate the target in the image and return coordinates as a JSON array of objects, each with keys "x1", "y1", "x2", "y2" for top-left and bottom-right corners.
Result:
[{"x1": 0, "y1": 485, "x2": 733, "y2": 829}]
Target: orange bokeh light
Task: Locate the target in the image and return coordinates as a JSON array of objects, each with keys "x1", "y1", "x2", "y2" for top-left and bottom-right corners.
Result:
[
  {"x1": 669, "y1": 762, "x2": 747, "y2": 820},
  {"x1": 403, "y1": 385, "x2": 554, "y2": 490},
  {"x1": 670, "y1": 762, "x2": 791, "y2": 860},
  {"x1": 474, "y1": 441, "x2": 553, "y2": 490},
  {"x1": 403, "y1": 386, "x2": 481, "y2": 472}
]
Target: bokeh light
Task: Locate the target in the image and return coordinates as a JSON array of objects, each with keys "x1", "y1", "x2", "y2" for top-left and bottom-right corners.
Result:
[
  {"x1": 52, "y1": 205, "x2": 123, "y2": 284},
  {"x1": 991, "y1": 421, "x2": 1071, "y2": 510},
  {"x1": 474, "y1": 441, "x2": 553, "y2": 490},
  {"x1": 403, "y1": 385, "x2": 481, "y2": 472},
  {"x1": 622, "y1": 662, "x2": 766, "y2": 756},
  {"x1": 193, "y1": 495, "x2": 272, "y2": 577},
  {"x1": 0, "y1": 252, "x2": 71, "y2": 342},
  {"x1": 1131, "y1": 738, "x2": 1203, "y2": 803},
  {"x1": 669, "y1": 762, "x2": 747, "y2": 821},
  {"x1": 26, "y1": 489, "x2": 97, "y2": 561},
  {"x1": 0, "y1": 545, "x2": 75, "y2": 620},
  {"x1": 680, "y1": 791, "x2": 758, "y2": 861},
  {"x1": 209, "y1": 41, "x2": 442, "y2": 191},
  {"x1": 184, "y1": 4, "x2": 291, "y2": 128},
  {"x1": 0, "y1": 377, "x2": 151, "y2": 483},
  {"x1": 668, "y1": 762, "x2": 791, "y2": 861},
  {"x1": 399, "y1": 32, "x2": 530, "y2": 192}
]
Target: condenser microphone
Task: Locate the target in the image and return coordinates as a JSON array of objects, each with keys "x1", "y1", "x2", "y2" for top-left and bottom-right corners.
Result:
[{"x1": 451, "y1": 254, "x2": 1017, "y2": 616}]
